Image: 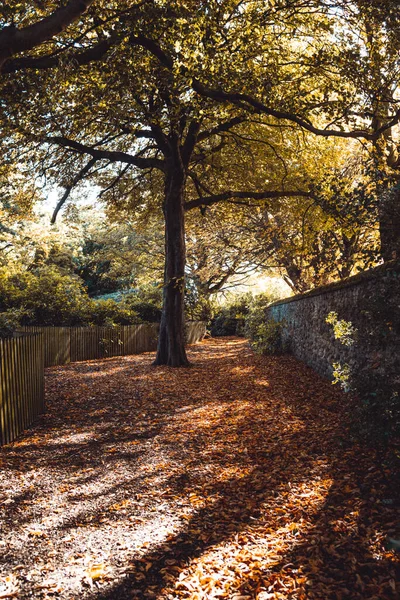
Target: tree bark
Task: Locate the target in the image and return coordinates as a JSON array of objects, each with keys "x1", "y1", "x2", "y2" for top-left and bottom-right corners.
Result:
[{"x1": 154, "y1": 159, "x2": 190, "y2": 367}]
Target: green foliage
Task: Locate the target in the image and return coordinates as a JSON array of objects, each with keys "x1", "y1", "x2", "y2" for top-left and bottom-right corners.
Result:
[
  {"x1": 127, "y1": 284, "x2": 163, "y2": 307},
  {"x1": 0, "y1": 265, "x2": 160, "y2": 327},
  {"x1": 326, "y1": 311, "x2": 357, "y2": 346},
  {"x1": 211, "y1": 313, "x2": 244, "y2": 337},
  {"x1": 249, "y1": 319, "x2": 288, "y2": 356},
  {"x1": 326, "y1": 311, "x2": 357, "y2": 391},
  {"x1": 244, "y1": 293, "x2": 277, "y2": 338},
  {"x1": 185, "y1": 294, "x2": 216, "y2": 322},
  {"x1": 121, "y1": 285, "x2": 163, "y2": 323},
  {"x1": 0, "y1": 265, "x2": 91, "y2": 326},
  {"x1": 122, "y1": 300, "x2": 161, "y2": 323},
  {"x1": 243, "y1": 291, "x2": 289, "y2": 355},
  {"x1": 331, "y1": 362, "x2": 351, "y2": 392},
  {"x1": 73, "y1": 231, "x2": 137, "y2": 297},
  {"x1": 88, "y1": 299, "x2": 138, "y2": 326},
  {"x1": 210, "y1": 293, "x2": 252, "y2": 337},
  {"x1": 0, "y1": 310, "x2": 20, "y2": 338}
]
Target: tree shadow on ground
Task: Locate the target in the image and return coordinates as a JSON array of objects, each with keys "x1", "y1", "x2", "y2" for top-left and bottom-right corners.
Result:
[
  {"x1": 0, "y1": 338, "x2": 398, "y2": 599},
  {"x1": 90, "y1": 344, "x2": 398, "y2": 599}
]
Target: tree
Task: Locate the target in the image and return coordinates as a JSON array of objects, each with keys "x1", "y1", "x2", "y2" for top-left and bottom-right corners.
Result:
[
  {"x1": 181, "y1": 113, "x2": 379, "y2": 293},
  {"x1": 192, "y1": 0, "x2": 400, "y2": 259},
  {"x1": 184, "y1": 135, "x2": 380, "y2": 294},
  {"x1": 0, "y1": 0, "x2": 106, "y2": 248},
  {"x1": 8, "y1": 1, "x2": 326, "y2": 365},
  {"x1": 6, "y1": 0, "x2": 400, "y2": 364}
]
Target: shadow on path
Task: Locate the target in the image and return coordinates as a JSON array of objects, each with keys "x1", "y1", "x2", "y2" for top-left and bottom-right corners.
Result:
[{"x1": 0, "y1": 338, "x2": 398, "y2": 599}]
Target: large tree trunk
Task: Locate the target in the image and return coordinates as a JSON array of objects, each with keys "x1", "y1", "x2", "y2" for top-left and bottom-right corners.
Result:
[{"x1": 154, "y1": 160, "x2": 189, "y2": 367}]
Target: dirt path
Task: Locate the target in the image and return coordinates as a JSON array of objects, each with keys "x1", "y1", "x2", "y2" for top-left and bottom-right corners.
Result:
[{"x1": 0, "y1": 337, "x2": 398, "y2": 599}]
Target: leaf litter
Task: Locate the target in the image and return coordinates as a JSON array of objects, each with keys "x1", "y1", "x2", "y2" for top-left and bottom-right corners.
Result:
[{"x1": 0, "y1": 337, "x2": 398, "y2": 599}]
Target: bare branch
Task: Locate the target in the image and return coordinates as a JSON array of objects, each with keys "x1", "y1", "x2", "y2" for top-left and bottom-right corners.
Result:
[
  {"x1": 47, "y1": 136, "x2": 165, "y2": 171},
  {"x1": 51, "y1": 157, "x2": 96, "y2": 223}
]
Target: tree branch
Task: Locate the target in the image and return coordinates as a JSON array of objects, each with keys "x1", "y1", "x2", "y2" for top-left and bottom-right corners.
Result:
[
  {"x1": 129, "y1": 33, "x2": 173, "y2": 69},
  {"x1": 191, "y1": 79, "x2": 400, "y2": 141},
  {"x1": 185, "y1": 189, "x2": 315, "y2": 211},
  {"x1": 0, "y1": 0, "x2": 94, "y2": 68},
  {"x1": 98, "y1": 163, "x2": 131, "y2": 198},
  {"x1": 47, "y1": 136, "x2": 165, "y2": 171},
  {"x1": 0, "y1": 222, "x2": 17, "y2": 236},
  {"x1": 2, "y1": 35, "x2": 116, "y2": 73},
  {"x1": 120, "y1": 126, "x2": 155, "y2": 139},
  {"x1": 51, "y1": 157, "x2": 96, "y2": 223},
  {"x1": 197, "y1": 117, "x2": 247, "y2": 142},
  {"x1": 181, "y1": 120, "x2": 201, "y2": 167},
  {"x1": 124, "y1": 28, "x2": 400, "y2": 141}
]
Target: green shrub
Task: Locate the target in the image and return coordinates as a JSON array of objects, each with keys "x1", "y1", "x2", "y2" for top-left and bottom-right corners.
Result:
[
  {"x1": 244, "y1": 292, "x2": 288, "y2": 355},
  {"x1": 120, "y1": 286, "x2": 163, "y2": 322},
  {"x1": 122, "y1": 300, "x2": 161, "y2": 323},
  {"x1": 211, "y1": 293, "x2": 252, "y2": 337},
  {"x1": 211, "y1": 313, "x2": 244, "y2": 337},
  {"x1": 185, "y1": 293, "x2": 216, "y2": 321},
  {"x1": 0, "y1": 266, "x2": 150, "y2": 327},
  {"x1": 0, "y1": 310, "x2": 20, "y2": 338},
  {"x1": 0, "y1": 266, "x2": 92, "y2": 326},
  {"x1": 249, "y1": 318, "x2": 287, "y2": 355},
  {"x1": 244, "y1": 293, "x2": 271, "y2": 340},
  {"x1": 89, "y1": 299, "x2": 139, "y2": 326},
  {"x1": 128, "y1": 284, "x2": 163, "y2": 307}
]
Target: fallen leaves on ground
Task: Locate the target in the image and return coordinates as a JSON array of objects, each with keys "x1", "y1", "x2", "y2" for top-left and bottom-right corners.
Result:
[{"x1": 0, "y1": 337, "x2": 398, "y2": 599}]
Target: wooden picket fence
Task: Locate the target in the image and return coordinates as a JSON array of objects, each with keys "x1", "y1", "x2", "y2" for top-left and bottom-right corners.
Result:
[
  {"x1": 0, "y1": 333, "x2": 44, "y2": 445},
  {"x1": 20, "y1": 321, "x2": 206, "y2": 368},
  {"x1": 21, "y1": 323, "x2": 159, "y2": 367},
  {"x1": 0, "y1": 322, "x2": 206, "y2": 445}
]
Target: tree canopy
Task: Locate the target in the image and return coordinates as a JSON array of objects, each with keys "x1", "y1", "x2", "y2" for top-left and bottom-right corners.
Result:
[{"x1": 2, "y1": 0, "x2": 400, "y2": 362}]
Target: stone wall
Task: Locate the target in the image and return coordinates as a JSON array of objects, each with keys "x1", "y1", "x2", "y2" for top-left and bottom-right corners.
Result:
[{"x1": 266, "y1": 261, "x2": 400, "y2": 382}]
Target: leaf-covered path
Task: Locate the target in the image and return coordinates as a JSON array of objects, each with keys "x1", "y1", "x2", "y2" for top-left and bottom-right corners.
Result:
[{"x1": 0, "y1": 338, "x2": 398, "y2": 599}]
